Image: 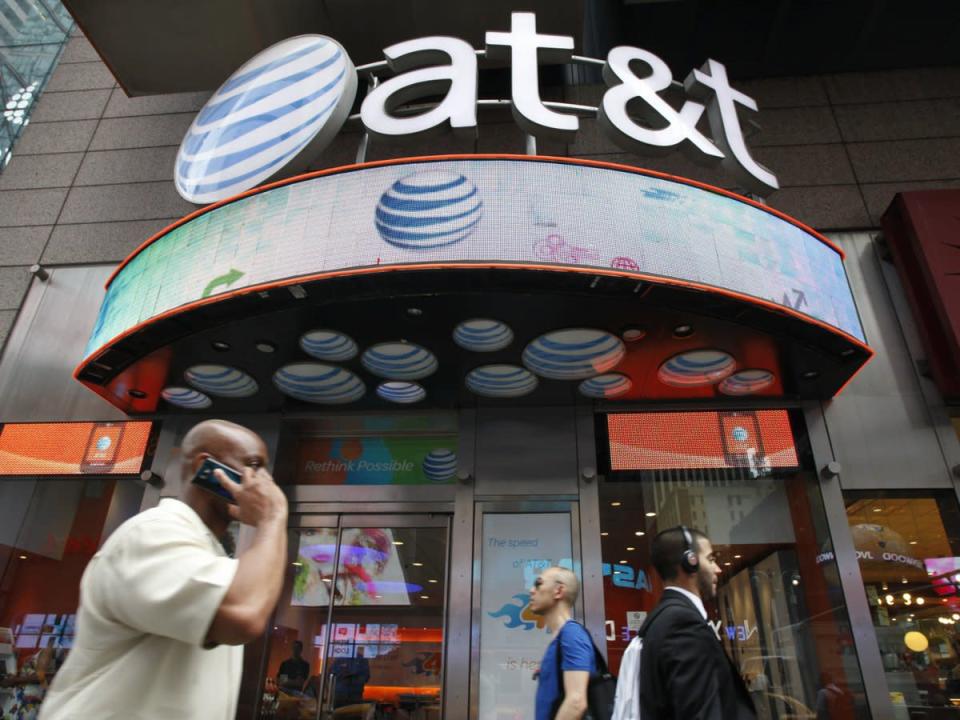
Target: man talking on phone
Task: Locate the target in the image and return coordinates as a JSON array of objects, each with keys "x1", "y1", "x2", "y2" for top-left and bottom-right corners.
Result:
[{"x1": 40, "y1": 419, "x2": 288, "y2": 720}]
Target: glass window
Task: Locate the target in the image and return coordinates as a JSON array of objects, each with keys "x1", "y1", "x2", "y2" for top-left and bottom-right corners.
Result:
[
  {"x1": 597, "y1": 410, "x2": 869, "y2": 719},
  {"x1": 844, "y1": 491, "x2": 960, "y2": 717},
  {"x1": 1, "y1": 0, "x2": 74, "y2": 169},
  {"x1": 0, "y1": 478, "x2": 142, "y2": 719}
]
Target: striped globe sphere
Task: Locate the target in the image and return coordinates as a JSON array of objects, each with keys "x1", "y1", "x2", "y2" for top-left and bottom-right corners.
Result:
[
  {"x1": 175, "y1": 35, "x2": 357, "y2": 204},
  {"x1": 300, "y1": 329, "x2": 357, "y2": 362},
  {"x1": 522, "y1": 328, "x2": 625, "y2": 380},
  {"x1": 375, "y1": 171, "x2": 482, "y2": 249},
  {"x1": 578, "y1": 373, "x2": 632, "y2": 399},
  {"x1": 376, "y1": 381, "x2": 426, "y2": 404},
  {"x1": 658, "y1": 349, "x2": 736, "y2": 387},
  {"x1": 273, "y1": 362, "x2": 365, "y2": 404},
  {"x1": 453, "y1": 318, "x2": 513, "y2": 352},
  {"x1": 184, "y1": 365, "x2": 258, "y2": 397},
  {"x1": 361, "y1": 342, "x2": 438, "y2": 380},
  {"x1": 422, "y1": 449, "x2": 457, "y2": 483},
  {"x1": 161, "y1": 386, "x2": 212, "y2": 409},
  {"x1": 719, "y1": 369, "x2": 775, "y2": 396},
  {"x1": 465, "y1": 364, "x2": 538, "y2": 398}
]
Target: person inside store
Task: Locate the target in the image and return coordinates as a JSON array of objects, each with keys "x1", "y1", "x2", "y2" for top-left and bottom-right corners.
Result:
[
  {"x1": 637, "y1": 526, "x2": 756, "y2": 720},
  {"x1": 332, "y1": 645, "x2": 371, "y2": 707},
  {"x1": 278, "y1": 640, "x2": 311, "y2": 693},
  {"x1": 528, "y1": 565, "x2": 595, "y2": 720},
  {"x1": 38, "y1": 419, "x2": 289, "y2": 720}
]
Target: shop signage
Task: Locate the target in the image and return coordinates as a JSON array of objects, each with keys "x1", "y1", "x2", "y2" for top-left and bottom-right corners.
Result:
[{"x1": 176, "y1": 12, "x2": 778, "y2": 204}]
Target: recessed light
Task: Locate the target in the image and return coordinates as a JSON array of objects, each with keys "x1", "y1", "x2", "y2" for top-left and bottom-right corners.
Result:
[
  {"x1": 407, "y1": 307, "x2": 423, "y2": 317},
  {"x1": 645, "y1": 511, "x2": 656, "y2": 517},
  {"x1": 428, "y1": 579, "x2": 438, "y2": 583},
  {"x1": 634, "y1": 531, "x2": 645, "y2": 536},
  {"x1": 619, "y1": 560, "x2": 628, "y2": 564},
  {"x1": 255, "y1": 341, "x2": 276, "y2": 353},
  {"x1": 872, "y1": 507, "x2": 882, "y2": 513},
  {"x1": 733, "y1": 555, "x2": 741, "y2": 559},
  {"x1": 211, "y1": 340, "x2": 231, "y2": 352},
  {"x1": 672, "y1": 324, "x2": 694, "y2": 338},
  {"x1": 292, "y1": 561, "x2": 302, "y2": 567},
  {"x1": 627, "y1": 547, "x2": 635, "y2": 551},
  {"x1": 420, "y1": 595, "x2": 430, "y2": 599},
  {"x1": 910, "y1": 540, "x2": 918, "y2": 545},
  {"x1": 18, "y1": 555, "x2": 26, "y2": 560},
  {"x1": 622, "y1": 327, "x2": 646, "y2": 342},
  {"x1": 128, "y1": 389, "x2": 146, "y2": 399},
  {"x1": 393, "y1": 540, "x2": 404, "y2": 546},
  {"x1": 901, "y1": 578, "x2": 908, "y2": 584},
  {"x1": 611, "y1": 501, "x2": 621, "y2": 507},
  {"x1": 322, "y1": 578, "x2": 331, "y2": 583},
  {"x1": 792, "y1": 578, "x2": 799, "y2": 586},
  {"x1": 840, "y1": 348, "x2": 856, "y2": 358},
  {"x1": 412, "y1": 562, "x2": 424, "y2": 567},
  {"x1": 801, "y1": 370, "x2": 819, "y2": 380},
  {"x1": 723, "y1": 562, "x2": 731, "y2": 566},
  {"x1": 601, "y1": 532, "x2": 609, "y2": 537}
]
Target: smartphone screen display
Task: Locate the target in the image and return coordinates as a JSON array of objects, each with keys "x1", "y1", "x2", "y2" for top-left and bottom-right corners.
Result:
[
  {"x1": 80, "y1": 423, "x2": 125, "y2": 473},
  {"x1": 719, "y1": 411, "x2": 764, "y2": 468},
  {"x1": 192, "y1": 457, "x2": 242, "y2": 503}
]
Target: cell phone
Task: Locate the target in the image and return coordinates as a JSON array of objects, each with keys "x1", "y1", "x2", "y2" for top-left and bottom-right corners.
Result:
[
  {"x1": 719, "y1": 411, "x2": 764, "y2": 468},
  {"x1": 192, "y1": 457, "x2": 242, "y2": 503},
  {"x1": 80, "y1": 422, "x2": 125, "y2": 473}
]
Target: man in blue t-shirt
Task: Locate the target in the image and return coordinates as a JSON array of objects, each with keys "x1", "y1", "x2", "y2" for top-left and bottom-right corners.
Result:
[{"x1": 530, "y1": 566, "x2": 595, "y2": 720}]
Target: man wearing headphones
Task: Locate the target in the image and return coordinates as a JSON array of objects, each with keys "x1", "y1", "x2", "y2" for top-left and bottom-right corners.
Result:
[{"x1": 637, "y1": 526, "x2": 756, "y2": 720}]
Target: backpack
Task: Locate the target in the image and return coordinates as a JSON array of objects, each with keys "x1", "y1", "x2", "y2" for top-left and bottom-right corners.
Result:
[{"x1": 551, "y1": 621, "x2": 617, "y2": 720}]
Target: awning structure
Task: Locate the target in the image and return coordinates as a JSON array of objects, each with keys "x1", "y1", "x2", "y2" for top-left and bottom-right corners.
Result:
[{"x1": 75, "y1": 155, "x2": 872, "y2": 414}]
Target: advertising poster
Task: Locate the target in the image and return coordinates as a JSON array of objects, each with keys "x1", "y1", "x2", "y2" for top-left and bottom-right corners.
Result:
[
  {"x1": 292, "y1": 528, "x2": 411, "y2": 607},
  {"x1": 295, "y1": 435, "x2": 457, "y2": 485},
  {"x1": 479, "y1": 513, "x2": 573, "y2": 720}
]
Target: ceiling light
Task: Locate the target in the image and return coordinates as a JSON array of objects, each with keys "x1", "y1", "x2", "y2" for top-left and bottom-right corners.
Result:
[
  {"x1": 916, "y1": 597, "x2": 925, "y2": 605},
  {"x1": 412, "y1": 562, "x2": 424, "y2": 567},
  {"x1": 723, "y1": 562, "x2": 731, "y2": 567},
  {"x1": 393, "y1": 540, "x2": 404, "y2": 546},
  {"x1": 792, "y1": 578, "x2": 799, "y2": 586},
  {"x1": 619, "y1": 560, "x2": 628, "y2": 564},
  {"x1": 872, "y1": 507, "x2": 882, "y2": 513},
  {"x1": 406, "y1": 307, "x2": 423, "y2": 317},
  {"x1": 801, "y1": 370, "x2": 819, "y2": 380},
  {"x1": 420, "y1": 595, "x2": 429, "y2": 599},
  {"x1": 322, "y1": 578, "x2": 331, "y2": 583},
  {"x1": 601, "y1": 532, "x2": 609, "y2": 537},
  {"x1": 634, "y1": 531, "x2": 645, "y2": 536},
  {"x1": 611, "y1": 501, "x2": 621, "y2": 507},
  {"x1": 627, "y1": 547, "x2": 635, "y2": 551},
  {"x1": 292, "y1": 562, "x2": 302, "y2": 567},
  {"x1": 645, "y1": 512, "x2": 656, "y2": 517},
  {"x1": 428, "y1": 579, "x2": 438, "y2": 583},
  {"x1": 211, "y1": 340, "x2": 231, "y2": 352},
  {"x1": 733, "y1": 554, "x2": 741, "y2": 559},
  {"x1": 288, "y1": 284, "x2": 307, "y2": 299},
  {"x1": 18, "y1": 555, "x2": 26, "y2": 560},
  {"x1": 672, "y1": 324, "x2": 694, "y2": 338},
  {"x1": 901, "y1": 578, "x2": 908, "y2": 584},
  {"x1": 909, "y1": 540, "x2": 918, "y2": 545},
  {"x1": 255, "y1": 341, "x2": 276, "y2": 353},
  {"x1": 128, "y1": 389, "x2": 146, "y2": 399}
]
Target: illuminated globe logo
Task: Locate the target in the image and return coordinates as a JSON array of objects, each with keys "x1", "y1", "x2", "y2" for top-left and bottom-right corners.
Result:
[
  {"x1": 732, "y1": 426, "x2": 748, "y2": 442},
  {"x1": 375, "y1": 171, "x2": 482, "y2": 249},
  {"x1": 175, "y1": 35, "x2": 358, "y2": 204},
  {"x1": 96, "y1": 436, "x2": 112, "y2": 451}
]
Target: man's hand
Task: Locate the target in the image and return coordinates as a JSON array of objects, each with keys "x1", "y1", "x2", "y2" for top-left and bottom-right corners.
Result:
[{"x1": 215, "y1": 466, "x2": 287, "y2": 527}]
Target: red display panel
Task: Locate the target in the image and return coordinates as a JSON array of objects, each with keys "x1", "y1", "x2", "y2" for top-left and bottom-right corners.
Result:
[
  {"x1": 607, "y1": 410, "x2": 799, "y2": 471},
  {"x1": 0, "y1": 421, "x2": 152, "y2": 476}
]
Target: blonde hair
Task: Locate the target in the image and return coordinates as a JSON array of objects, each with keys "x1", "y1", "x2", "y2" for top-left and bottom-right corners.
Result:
[{"x1": 546, "y1": 566, "x2": 580, "y2": 607}]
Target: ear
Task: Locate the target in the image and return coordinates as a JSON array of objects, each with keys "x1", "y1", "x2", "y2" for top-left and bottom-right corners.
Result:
[{"x1": 189, "y1": 452, "x2": 210, "y2": 477}]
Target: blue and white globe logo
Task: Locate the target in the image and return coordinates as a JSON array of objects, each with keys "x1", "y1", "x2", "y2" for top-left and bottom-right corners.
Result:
[
  {"x1": 185, "y1": 364, "x2": 259, "y2": 398},
  {"x1": 375, "y1": 170, "x2": 482, "y2": 249},
  {"x1": 732, "y1": 426, "x2": 749, "y2": 442},
  {"x1": 718, "y1": 369, "x2": 775, "y2": 396},
  {"x1": 175, "y1": 35, "x2": 358, "y2": 204},
  {"x1": 657, "y1": 349, "x2": 736, "y2": 388},
  {"x1": 96, "y1": 436, "x2": 112, "y2": 451},
  {"x1": 422, "y1": 449, "x2": 457, "y2": 483},
  {"x1": 161, "y1": 386, "x2": 213, "y2": 409}
]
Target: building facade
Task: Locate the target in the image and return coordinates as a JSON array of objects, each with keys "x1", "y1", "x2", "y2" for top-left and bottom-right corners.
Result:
[{"x1": 1, "y1": 2, "x2": 960, "y2": 719}]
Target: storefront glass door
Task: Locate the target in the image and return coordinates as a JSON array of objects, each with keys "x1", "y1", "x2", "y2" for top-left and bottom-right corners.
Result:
[{"x1": 253, "y1": 514, "x2": 449, "y2": 720}]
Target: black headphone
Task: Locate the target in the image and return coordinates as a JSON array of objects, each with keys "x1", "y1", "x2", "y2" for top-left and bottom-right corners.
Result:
[{"x1": 679, "y1": 525, "x2": 699, "y2": 574}]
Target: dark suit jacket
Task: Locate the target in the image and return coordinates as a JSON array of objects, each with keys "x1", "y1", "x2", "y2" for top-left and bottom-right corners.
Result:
[{"x1": 639, "y1": 590, "x2": 756, "y2": 720}]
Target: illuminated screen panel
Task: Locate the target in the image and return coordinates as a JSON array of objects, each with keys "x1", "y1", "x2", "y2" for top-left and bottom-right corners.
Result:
[
  {"x1": 0, "y1": 421, "x2": 152, "y2": 476},
  {"x1": 607, "y1": 410, "x2": 799, "y2": 471},
  {"x1": 84, "y1": 158, "x2": 864, "y2": 360}
]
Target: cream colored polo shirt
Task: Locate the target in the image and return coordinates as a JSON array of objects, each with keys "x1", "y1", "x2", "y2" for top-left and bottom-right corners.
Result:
[{"x1": 40, "y1": 499, "x2": 242, "y2": 720}]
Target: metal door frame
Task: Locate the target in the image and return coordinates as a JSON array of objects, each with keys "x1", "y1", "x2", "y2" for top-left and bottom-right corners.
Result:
[
  {"x1": 468, "y1": 499, "x2": 582, "y2": 720},
  {"x1": 259, "y1": 510, "x2": 454, "y2": 719}
]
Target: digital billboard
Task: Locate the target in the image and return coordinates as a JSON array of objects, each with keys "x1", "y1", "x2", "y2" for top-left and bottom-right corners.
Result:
[
  {"x1": 84, "y1": 158, "x2": 864, "y2": 364},
  {"x1": 0, "y1": 421, "x2": 152, "y2": 476},
  {"x1": 607, "y1": 410, "x2": 799, "y2": 471}
]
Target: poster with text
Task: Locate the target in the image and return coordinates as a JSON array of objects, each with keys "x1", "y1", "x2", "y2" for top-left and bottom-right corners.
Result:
[{"x1": 479, "y1": 513, "x2": 573, "y2": 720}]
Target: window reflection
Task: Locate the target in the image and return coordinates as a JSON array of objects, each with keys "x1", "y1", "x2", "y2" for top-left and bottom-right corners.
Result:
[{"x1": 845, "y1": 492, "x2": 960, "y2": 716}]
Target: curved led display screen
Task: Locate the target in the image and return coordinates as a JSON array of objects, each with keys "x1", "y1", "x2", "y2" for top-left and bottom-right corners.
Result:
[{"x1": 84, "y1": 157, "x2": 864, "y2": 361}]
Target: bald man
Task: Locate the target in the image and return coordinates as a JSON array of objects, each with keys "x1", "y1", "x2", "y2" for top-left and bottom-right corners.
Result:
[
  {"x1": 40, "y1": 420, "x2": 288, "y2": 720},
  {"x1": 529, "y1": 566, "x2": 595, "y2": 720}
]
